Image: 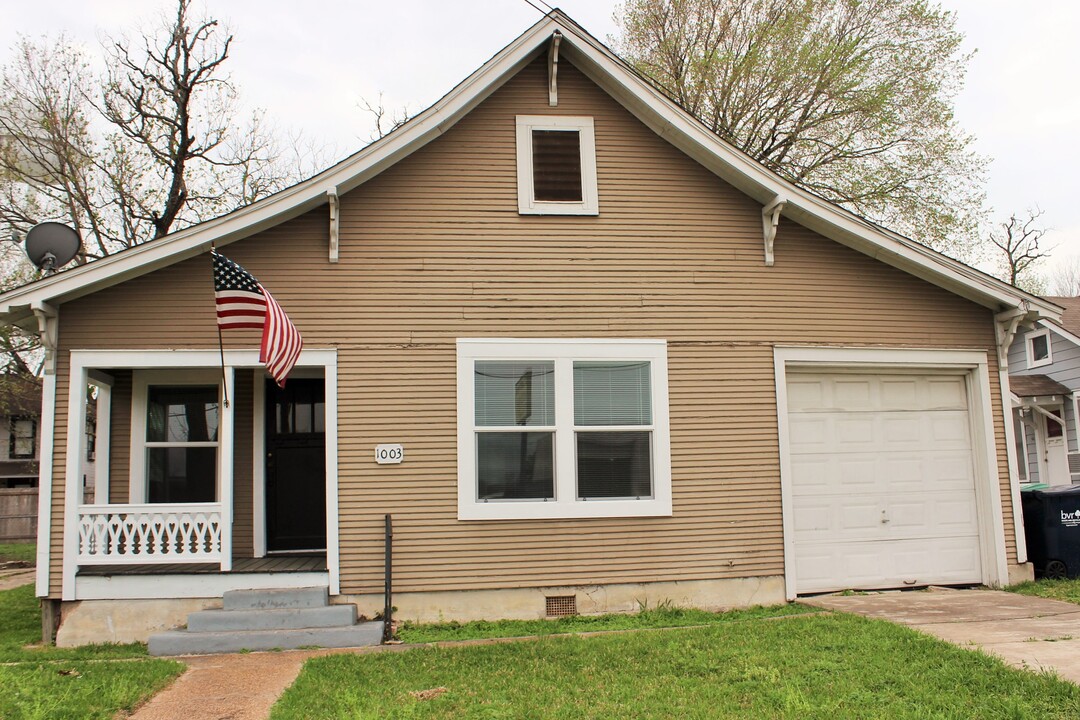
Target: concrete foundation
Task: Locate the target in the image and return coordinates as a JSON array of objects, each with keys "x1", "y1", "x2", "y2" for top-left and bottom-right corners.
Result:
[
  {"x1": 341, "y1": 575, "x2": 787, "y2": 624},
  {"x1": 56, "y1": 575, "x2": 787, "y2": 645},
  {"x1": 1006, "y1": 561, "x2": 1035, "y2": 586},
  {"x1": 56, "y1": 597, "x2": 221, "y2": 646}
]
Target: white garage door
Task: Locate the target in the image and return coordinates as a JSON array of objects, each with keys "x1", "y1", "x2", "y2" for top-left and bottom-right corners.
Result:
[{"x1": 786, "y1": 371, "x2": 983, "y2": 594}]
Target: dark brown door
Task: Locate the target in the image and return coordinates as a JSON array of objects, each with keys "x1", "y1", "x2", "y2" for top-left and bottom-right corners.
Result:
[{"x1": 265, "y1": 378, "x2": 326, "y2": 552}]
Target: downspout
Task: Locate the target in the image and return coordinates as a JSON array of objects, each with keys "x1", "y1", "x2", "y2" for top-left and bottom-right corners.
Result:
[
  {"x1": 30, "y1": 302, "x2": 59, "y2": 604},
  {"x1": 995, "y1": 305, "x2": 1029, "y2": 566}
]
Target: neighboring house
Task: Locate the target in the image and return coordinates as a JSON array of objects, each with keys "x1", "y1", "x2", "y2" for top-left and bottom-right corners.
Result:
[
  {"x1": 0, "y1": 373, "x2": 95, "y2": 495},
  {"x1": 1008, "y1": 296, "x2": 1080, "y2": 487},
  {"x1": 0, "y1": 13, "x2": 1062, "y2": 646},
  {"x1": 0, "y1": 372, "x2": 42, "y2": 488}
]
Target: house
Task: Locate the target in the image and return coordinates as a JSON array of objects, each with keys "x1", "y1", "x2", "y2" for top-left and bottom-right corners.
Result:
[
  {"x1": 0, "y1": 371, "x2": 42, "y2": 489},
  {"x1": 1008, "y1": 296, "x2": 1080, "y2": 487},
  {"x1": 0, "y1": 12, "x2": 1061, "y2": 647}
]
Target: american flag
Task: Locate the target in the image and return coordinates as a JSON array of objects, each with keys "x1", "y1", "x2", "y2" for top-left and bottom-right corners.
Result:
[{"x1": 212, "y1": 251, "x2": 303, "y2": 387}]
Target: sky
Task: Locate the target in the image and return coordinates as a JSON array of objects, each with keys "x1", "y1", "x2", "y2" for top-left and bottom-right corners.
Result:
[{"x1": 1, "y1": 0, "x2": 1077, "y2": 276}]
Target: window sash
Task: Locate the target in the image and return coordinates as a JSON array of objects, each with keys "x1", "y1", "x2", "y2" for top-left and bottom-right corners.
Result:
[{"x1": 460, "y1": 342, "x2": 669, "y2": 518}]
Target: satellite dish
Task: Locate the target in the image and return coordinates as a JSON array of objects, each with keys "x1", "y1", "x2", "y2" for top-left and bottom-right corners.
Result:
[{"x1": 24, "y1": 222, "x2": 81, "y2": 274}]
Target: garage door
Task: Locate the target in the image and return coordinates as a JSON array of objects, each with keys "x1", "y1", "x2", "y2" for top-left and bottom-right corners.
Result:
[{"x1": 786, "y1": 371, "x2": 983, "y2": 594}]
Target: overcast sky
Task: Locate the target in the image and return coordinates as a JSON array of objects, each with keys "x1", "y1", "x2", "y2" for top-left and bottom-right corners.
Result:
[{"x1": 1, "y1": 1, "x2": 1077, "y2": 275}]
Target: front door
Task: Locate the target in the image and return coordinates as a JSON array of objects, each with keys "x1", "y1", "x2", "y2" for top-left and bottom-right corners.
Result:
[
  {"x1": 265, "y1": 378, "x2": 327, "y2": 552},
  {"x1": 1044, "y1": 408, "x2": 1070, "y2": 487}
]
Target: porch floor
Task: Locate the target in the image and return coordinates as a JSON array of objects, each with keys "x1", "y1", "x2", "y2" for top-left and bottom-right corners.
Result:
[{"x1": 77, "y1": 554, "x2": 326, "y2": 576}]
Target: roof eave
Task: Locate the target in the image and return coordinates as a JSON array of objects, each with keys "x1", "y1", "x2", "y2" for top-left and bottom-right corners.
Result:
[{"x1": 0, "y1": 10, "x2": 1059, "y2": 324}]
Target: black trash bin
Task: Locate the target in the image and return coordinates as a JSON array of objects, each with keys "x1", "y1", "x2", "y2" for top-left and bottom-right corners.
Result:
[{"x1": 1021, "y1": 484, "x2": 1080, "y2": 579}]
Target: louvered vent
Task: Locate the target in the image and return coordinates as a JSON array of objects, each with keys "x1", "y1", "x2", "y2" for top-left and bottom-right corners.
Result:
[{"x1": 545, "y1": 595, "x2": 578, "y2": 618}]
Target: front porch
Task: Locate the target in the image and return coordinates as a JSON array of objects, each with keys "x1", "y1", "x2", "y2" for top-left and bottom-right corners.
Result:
[{"x1": 58, "y1": 349, "x2": 340, "y2": 601}]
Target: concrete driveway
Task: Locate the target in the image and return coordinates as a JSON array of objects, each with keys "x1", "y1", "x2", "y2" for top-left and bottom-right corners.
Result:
[{"x1": 804, "y1": 588, "x2": 1080, "y2": 683}]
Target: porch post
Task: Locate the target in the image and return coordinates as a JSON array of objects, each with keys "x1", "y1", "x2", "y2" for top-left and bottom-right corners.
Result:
[
  {"x1": 35, "y1": 373, "x2": 57, "y2": 597},
  {"x1": 62, "y1": 360, "x2": 89, "y2": 600},
  {"x1": 219, "y1": 367, "x2": 235, "y2": 572},
  {"x1": 87, "y1": 370, "x2": 114, "y2": 505}
]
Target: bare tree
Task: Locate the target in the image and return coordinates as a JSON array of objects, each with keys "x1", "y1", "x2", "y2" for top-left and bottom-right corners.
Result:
[
  {"x1": 1046, "y1": 256, "x2": 1080, "y2": 297},
  {"x1": 614, "y1": 0, "x2": 988, "y2": 259},
  {"x1": 0, "y1": 0, "x2": 307, "y2": 262},
  {"x1": 357, "y1": 93, "x2": 411, "y2": 141},
  {"x1": 988, "y1": 209, "x2": 1051, "y2": 290}
]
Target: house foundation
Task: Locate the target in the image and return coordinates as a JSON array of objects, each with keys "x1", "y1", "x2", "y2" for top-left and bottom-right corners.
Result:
[{"x1": 344, "y1": 575, "x2": 787, "y2": 625}]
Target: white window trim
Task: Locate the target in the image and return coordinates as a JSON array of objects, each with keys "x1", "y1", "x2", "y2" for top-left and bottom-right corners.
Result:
[
  {"x1": 515, "y1": 115, "x2": 599, "y2": 216},
  {"x1": 1026, "y1": 328, "x2": 1052, "y2": 368},
  {"x1": 129, "y1": 369, "x2": 223, "y2": 504},
  {"x1": 457, "y1": 338, "x2": 671, "y2": 520}
]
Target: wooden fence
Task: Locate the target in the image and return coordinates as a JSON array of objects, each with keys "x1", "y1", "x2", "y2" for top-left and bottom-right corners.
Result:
[{"x1": 0, "y1": 488, "x2": 37, "y2": 543}]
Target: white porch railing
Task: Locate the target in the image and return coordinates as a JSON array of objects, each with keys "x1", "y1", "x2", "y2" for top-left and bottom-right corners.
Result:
[{"x1": 77, "y1": 503, "x2": 223, "y2": 565}]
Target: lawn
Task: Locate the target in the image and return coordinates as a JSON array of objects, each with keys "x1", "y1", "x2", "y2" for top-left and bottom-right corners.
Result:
[
  {"x1": 0, "y1": 541, "x2": 36, "y2": 565},
  {"x1": 398, "y1": 602, "x2": 816, "y2": 643},
  {"x1": 0, "y1": 583, "x2": 184, "y2": 719},
  {"x1": 1009, "y1": 578, "x2": 1080, "y2": 606},
  {"x1": 273, "y1": 612, "x2": 1080, "y2": 719}
]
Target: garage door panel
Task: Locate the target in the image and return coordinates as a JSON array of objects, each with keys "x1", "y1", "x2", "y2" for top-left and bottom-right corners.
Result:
[
  {"x1": 787, "y1": 371, "x2": 982, "y2": 594},
  {"x1": 796, "y1": 537, "x2": 982, "y2": 594}
]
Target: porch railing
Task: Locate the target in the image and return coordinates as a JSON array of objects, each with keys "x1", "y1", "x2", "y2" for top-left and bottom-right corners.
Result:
[{"x1": 76, "y1": 503, "x2": 223, "y2": 565}]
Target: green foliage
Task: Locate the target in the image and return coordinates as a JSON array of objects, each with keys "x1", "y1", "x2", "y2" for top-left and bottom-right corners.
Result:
[
  {"x1": 614, "y1": 0, "x2": 988, "y2": 259},
  {"x1": 399, "y1": 602, "x2": 815, "y2": 643},
  {"x1": 273, "y1": 613, "x2": 1080, "y2": 718}
]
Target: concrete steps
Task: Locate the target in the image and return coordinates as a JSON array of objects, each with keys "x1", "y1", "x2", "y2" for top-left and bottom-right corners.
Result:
[{"x1": 148, "y1": 586, "x2": 382, "y2": 656}]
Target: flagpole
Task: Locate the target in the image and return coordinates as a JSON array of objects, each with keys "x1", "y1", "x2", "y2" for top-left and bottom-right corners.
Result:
[
  {"x1": 211, "y1": 247, "x2": 230, "y2": 409},
  {"x1": 217, "y1": 322, "x2": 230, "y2": 409}
]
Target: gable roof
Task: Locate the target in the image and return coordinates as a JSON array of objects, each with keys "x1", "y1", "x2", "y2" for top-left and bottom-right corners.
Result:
[
  {"x1": 0, "y1": 10, "x2": 1062, "y2": 328},
  {"x1": 1041, "y1": 297, "x2": 1080, "y2": 338}
]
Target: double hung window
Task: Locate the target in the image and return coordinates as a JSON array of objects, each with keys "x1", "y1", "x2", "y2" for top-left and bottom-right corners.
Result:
[
  {"x1": 458, "y1": 340, "x2": 671, "y2": 519},
  {"x1": 131, "y1": 372, "x2": 220, "y2": 504},
  {"x1": 9, "y1": 418, "x2": 35, "y2": 459}
]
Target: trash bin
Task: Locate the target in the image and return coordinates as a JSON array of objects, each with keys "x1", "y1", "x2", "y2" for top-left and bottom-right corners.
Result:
[{"x1": 1021, "y1": 484, "x2": 1080, "y2": 579}]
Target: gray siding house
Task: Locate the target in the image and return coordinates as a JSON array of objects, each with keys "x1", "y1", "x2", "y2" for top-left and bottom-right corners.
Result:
[{"x1": 1009, "y1": 297, "x2": 1080, "y2": 486}]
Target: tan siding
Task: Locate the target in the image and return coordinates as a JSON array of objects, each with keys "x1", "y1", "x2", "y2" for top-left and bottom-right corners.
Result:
[
  {"x1": 46, "y1": 55, "x2": 1017, "y2": 598},
  {"x1": 108, "y1": 371, "x2": 132, "y2": 504},
  {"x1": 232, "y1": 370, "x2": 254, "y2": 558}
]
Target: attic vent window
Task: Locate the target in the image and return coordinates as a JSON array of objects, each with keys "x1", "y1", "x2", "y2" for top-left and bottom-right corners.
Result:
[
  {"x1": 533, "y1": 131, "x2": 582, "y2": 201},
  {"x1": 516, "y1": 116, "x2": 598, "y2": 215}
]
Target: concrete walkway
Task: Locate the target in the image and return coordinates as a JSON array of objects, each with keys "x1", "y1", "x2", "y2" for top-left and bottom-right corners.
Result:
[
  {"x1": 0, "y1": 568, "x2": 35, "y2": 591},
  {"x1": 129, "y1": 649, "x2": 328, "y2": 720},
  {"x1": 804, "y1": 587, "x2": 1080, "y2": 683}
]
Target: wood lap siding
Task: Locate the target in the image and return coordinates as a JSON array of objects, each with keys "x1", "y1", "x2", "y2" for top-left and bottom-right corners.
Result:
[
  {"x1": 107, "y1": 371, "x2": 132, "y2": 504},
  {"x1": 48, "y1": 55, "x2": 1014, "y2": 597}
]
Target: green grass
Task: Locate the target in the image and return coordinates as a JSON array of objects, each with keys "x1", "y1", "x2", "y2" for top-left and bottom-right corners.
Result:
[
  {"x1": 1009, "y1": 578, "x2": 1080, "y2": 606},
  {"x1": 0, "y1": 584, "x2": 149, "y2": 661},
  {"x1": 0, "y1": 662, "x2": 182, "y2": 720},
  {"x1": 398, "y1": 602, "x2": 816, "y2": 643},
  {"x1": 0, "y1": 542, "x2": 36, "y2": 564},
  {"x1": 0, "y1": 583, "x2": 184, "y2": 718},
  {"x1": 273, "y1": 614, "x2": 1080, "y2": 719}
]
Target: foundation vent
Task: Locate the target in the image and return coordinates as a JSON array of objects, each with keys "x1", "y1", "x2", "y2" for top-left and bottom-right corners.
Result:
[{"x1": 545, "y1": 595, "x2": 578, "y2": 618}]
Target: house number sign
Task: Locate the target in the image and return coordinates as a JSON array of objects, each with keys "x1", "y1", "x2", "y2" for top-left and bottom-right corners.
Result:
[{"x1": 375, "y1": 444, "x2": 404, "y2": 464}]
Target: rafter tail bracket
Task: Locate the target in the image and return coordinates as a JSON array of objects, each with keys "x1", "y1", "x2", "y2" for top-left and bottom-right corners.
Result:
[{"x1": 762, "y1": 195, "x2": 786, "y2": 267}]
